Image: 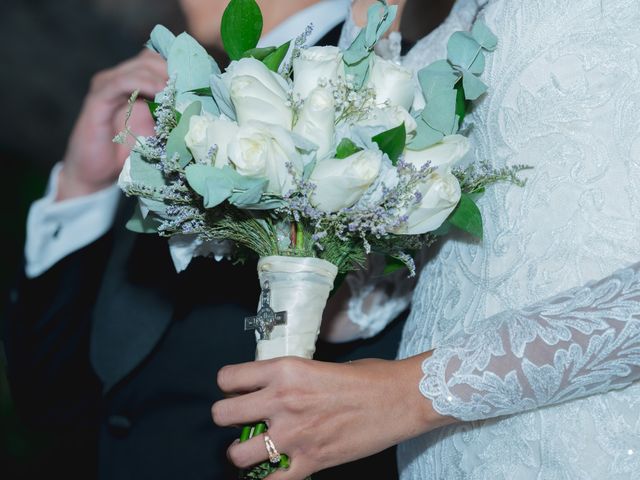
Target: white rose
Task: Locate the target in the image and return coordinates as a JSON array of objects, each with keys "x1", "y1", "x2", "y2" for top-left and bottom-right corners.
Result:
[
  {"x1": 398, "y1": 171, "x2": 462, "y2": 235},
  {"x1": 310, "y1": 150, "x2": 383, "y2": 213},
  {"x1": 293, "y1": 46, "x2": 343, "y2": 99},
  {"x1": 227, "y1": 121, "x2": 303, "y2": 195},
  {"x1": 184, "y1": 115, "x2": 239, "y2": 168},
  {"x1": 222, "y1": 57, "x2": 293, "y2": 129},
  {"x1": 357, "y1": 106, "x2": 418, "y2": 140},
  {"x1": 404, "y1": 134, "x2": 470, "y2": 172},
  {"x1": 369, "y1": 56, "x2": 415, "y2": 110},
  {"x1": 293, "y1": 87, "x2": 336, "y2": 159}
]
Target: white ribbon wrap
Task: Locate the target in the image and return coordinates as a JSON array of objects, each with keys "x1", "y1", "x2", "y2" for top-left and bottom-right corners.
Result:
[{"x1": 255, "y1": 256, "x2": 338, "y2": 360}]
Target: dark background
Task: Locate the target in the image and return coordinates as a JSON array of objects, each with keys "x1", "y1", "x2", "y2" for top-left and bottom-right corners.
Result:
[{"x1": 0, "y1": 0, "x2": 454, "y2": 477}]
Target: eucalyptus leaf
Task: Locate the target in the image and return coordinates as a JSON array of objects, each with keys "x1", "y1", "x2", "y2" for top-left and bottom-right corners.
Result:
[
  {"x1": 335, "y1": 138, "x2": 363, "y2": 159},
  {"x1": 221, "y1": 0, "x2": 263, "y2": 61},
  {"x1": 448, "y1": 193, "x2": 483, "y2": 239},
  {"x1": 407, "y1": 116, "x2": 444, "y2": 150},
  {"x1": 210, "y1": 74, "x2": 237, "y2": 121},
  {"x1": 129, "y1": 151, "x2": 166, "y2": 190},
  {"x1": 422, "y1": 88, "x2": 457, "y2": 134},
  {"x1": 230, "y1": 178, "x2": 269, "y2": 207},
  {"x1": 146, "y1": 24, "x2": 175, "y2": 59},
  {"x1": 185, "y1": 164, "x2": 234, "y2": 208},
  {"x1": 447, "y1": 31, "x2": 482, "y2": 71},
  {"x1": 372, "y1": 123, "x2": 406, "y2": 165},
  {"x1": 303, "y1": 158, "x2": 317, "y2": 181},
  {"x1": 177, "y1": 92, "x2": 219, "y2": 116},
  {"x1": 471, "y1": 20, "x2": 498, "y2": 51},
  {"x1": 244, "y1": 197, "x2": 287, "y2": 210},
  {"x1": 343, "y1": 1, "x2": 395, "y2": 88},
  {"x1": 168, "y1": 33, "x2": 214, "y2": 94},
  {"x1": 203, "y1": 177, "x2": 234, "y2": 208},
  {"x1": 262, "y1": 41, "x2": 291, "y2": 72},
  {"x1": 462, "y1": 71, "x2": 488, "y2": 100},
  {"x1": 126, "y1": 202, "x2": 162, "y2": 233},
  {"x1": 417, "y1": 60, "x2": 460, "y2": 101},
  {"x1": 468, "y1": 50, "x2": 485, "y2": 75},
  {"x1": 166, "y1": 101, "x2": 201, "y2": 168},
  {"x1": 290, "y1": 132, "x2": 319, "y2": 153}
]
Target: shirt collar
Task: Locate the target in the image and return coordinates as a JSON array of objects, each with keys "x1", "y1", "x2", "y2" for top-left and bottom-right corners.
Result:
[{"x1": 258, "y1": 0, "x2": 350, "y2": 48}]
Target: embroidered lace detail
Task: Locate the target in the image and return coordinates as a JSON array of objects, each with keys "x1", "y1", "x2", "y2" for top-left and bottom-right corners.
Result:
[{"x1": 421, "y1": 263, "x2": 640, "y2": 421}]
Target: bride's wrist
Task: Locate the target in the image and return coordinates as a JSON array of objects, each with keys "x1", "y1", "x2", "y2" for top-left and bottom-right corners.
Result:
[{"x1": 399, "y1": 352, "x2": 458, "y2": 437}]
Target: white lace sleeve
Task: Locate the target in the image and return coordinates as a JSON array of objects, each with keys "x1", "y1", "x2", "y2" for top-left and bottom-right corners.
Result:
[
  {"x1": 421, "y1": 262, "x2": 640, "y2": 421},
  {"x1": 346, "y1": 255, "x2": 415, "y2": 338}
]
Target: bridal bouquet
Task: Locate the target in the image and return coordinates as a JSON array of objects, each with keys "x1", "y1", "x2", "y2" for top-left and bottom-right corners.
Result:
[{"x1": 117, "y1": 0, "x2": 522, "y2": 476}]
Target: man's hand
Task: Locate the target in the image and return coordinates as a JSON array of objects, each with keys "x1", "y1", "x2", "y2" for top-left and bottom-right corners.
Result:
[
  {"x1": 57, "y1": 50, "x2": 168, "y2": 201},
  {"x1": 212, "y1": 354, "x2": 454, "y2": 479}
]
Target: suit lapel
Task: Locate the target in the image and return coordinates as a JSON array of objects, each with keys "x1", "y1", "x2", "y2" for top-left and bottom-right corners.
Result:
[{"x1": 90, "y1": 198, "x2": 176, "y2": 393}]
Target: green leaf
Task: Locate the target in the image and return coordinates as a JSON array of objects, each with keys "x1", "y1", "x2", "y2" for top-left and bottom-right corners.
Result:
[
  {"x1": 383, "y1": 256, "x2": 407, "y2": 275},
  {"x1": 221, "y1": 0, "x2": 263, "y2": 61},
  {"x1": 189, "y1": 87, "x2": 213, "y2": 96},
  {"x1": 454, "y1": 81, "x2": 468, "y2": 124},
  {"x1": 146, "y1": 100, "x2": 160, "y2": 121},
  {"x1": 145, "y1": 24, "x2": 175, "y2": 59},
  {"x1": 166, "y1": 101, "x2": 201, "y2": 168},
  {"x1": 126, "y1": 202, "x2": 162, "y2": 234},
  {"x1": 471, "y1": 20, "x2": 498, "y2": 51},
  {"x1": 448, "y1": 193, "x2": 483, "y2": 239},
  {"x1": 372, "y1": 123, "x2": 406, "y2": 165},
  {"x1": 335, "y1": 138, "x2": 363, "y2": 159},
  {"x1": 242, "y1": 46, "x2": 276, "y2": 60},
  {"x1": 262, "y1": 41, "x2": 290, "y2": 72}
]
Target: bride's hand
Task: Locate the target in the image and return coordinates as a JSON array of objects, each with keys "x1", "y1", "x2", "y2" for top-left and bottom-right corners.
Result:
[{"x1": 212, "y1": 354, "x2": 454, "y2": 479}]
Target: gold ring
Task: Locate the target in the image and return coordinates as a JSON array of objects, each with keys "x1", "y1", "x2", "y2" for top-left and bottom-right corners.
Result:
[{"x1": 264, "y1": 434, "x2": 281, "y2": 464}]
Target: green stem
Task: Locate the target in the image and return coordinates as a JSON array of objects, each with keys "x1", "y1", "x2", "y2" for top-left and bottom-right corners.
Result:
[{"x1": 296, "y1": 223, "x2": 304, "y2": 252}]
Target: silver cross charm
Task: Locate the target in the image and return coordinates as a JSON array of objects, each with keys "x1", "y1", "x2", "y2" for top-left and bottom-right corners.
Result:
[{"x1": 244, "y1": 281, "x2": 287, "y2": 340}]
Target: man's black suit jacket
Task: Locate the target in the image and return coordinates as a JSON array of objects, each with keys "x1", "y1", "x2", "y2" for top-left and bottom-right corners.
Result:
[{"x1": 5, "y1": 24, "x2": 410, "y2": 480}]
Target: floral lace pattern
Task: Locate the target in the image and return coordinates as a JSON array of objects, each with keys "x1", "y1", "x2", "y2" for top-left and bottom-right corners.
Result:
[
  {"x1": 345, "y1": 0, "x2": 640, "y2": 477},
  {"x1": 421, "y1": 262, "x2": 640, "y2": 421}
]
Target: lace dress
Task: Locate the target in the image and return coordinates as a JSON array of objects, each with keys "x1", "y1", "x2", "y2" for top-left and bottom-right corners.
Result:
[{"x1": 345, "y1": 0, "x2": 640, "y2": 477}]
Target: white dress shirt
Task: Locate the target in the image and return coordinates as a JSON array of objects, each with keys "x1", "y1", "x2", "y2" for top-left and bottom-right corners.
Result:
[{"x1": 25, "y1": 0, "x2": 350, "y2": 278}]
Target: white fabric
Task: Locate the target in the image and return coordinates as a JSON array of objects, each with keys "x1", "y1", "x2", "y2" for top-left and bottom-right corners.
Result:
[
  {"x1": 255, "y1": 256, "x2": 338, "y2": 360},
  {"x1": 25, "y1": 3, "x2": 351, "y2": 278},
  {"x1": 345, "y1": 0, "x2": 640, "y2": 477},
  {"x1": 25, "y1": 163, "x2": 120, "y2": 278},
  {"x1": 258, "y1": 0, "x2": 350, "y2": 49}
]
